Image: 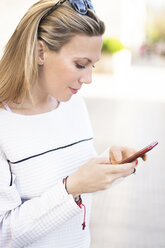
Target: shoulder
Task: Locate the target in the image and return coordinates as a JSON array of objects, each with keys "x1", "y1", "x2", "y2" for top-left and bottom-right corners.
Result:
[
  {"x1": 0, "y1": 108, "x2": 19, "y2": 135},
  {"x1": 0, "y1": 108, "x2": 8, "y2": 121}
]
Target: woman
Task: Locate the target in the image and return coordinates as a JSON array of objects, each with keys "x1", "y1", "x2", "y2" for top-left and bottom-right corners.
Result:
[{"x1": 0, "y1": 0, "x2": 141, "y2": 247}]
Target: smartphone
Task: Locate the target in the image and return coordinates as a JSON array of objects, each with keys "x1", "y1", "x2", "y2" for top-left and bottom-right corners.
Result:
[{"x1": 120, "y1": 141, "x2": 158, "y2": 164}]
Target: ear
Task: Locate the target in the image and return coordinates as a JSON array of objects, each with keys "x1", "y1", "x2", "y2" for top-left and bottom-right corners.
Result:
[{"x1": 37, "y1": 40, "x2": 47, "y2": 65}]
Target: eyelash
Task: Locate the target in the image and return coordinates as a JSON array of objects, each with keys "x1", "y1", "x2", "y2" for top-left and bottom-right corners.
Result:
[
  {"x1": 75, "y1": 63, "x2": 95, "y2": 69},
  {"x1": 76, "y1": 63, "x2": 86, "y2": 69}
]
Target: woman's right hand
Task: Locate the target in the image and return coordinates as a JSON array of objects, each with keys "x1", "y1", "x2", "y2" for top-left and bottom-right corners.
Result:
[{"x1": 66, "y1": 157, "x2": 137, "y2": 198}]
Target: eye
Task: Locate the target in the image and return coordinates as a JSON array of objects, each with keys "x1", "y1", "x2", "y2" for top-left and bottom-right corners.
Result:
[{"x1": 75, "y1": 63, "x2": 86, "y2": 69}]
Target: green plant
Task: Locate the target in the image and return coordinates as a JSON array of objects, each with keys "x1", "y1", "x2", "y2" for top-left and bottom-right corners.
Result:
[{"x1": 102, "y1": 38, "x2": 125, "y2": 54}]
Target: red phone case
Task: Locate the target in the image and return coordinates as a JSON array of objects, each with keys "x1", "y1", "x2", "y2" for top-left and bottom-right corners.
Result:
[{"x1": 120, "y1": 141, "x2": 158, "y2": 164}]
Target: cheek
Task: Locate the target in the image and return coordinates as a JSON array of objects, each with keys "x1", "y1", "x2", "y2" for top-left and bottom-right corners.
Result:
[
  {"x1": 44, "y1": 57, "x2": 79, "y2": 88},
  {"x1": 56, "y1": 66, "x2": 79, "y2": 84}
]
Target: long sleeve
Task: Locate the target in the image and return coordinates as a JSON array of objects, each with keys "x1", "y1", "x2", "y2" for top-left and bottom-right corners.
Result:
[
  {"x1": 0, "y1": 95, "x2": 95, "y2": 248},
  {"x1": 0, "y1": 150, "x2": 81, "y2": 248}
]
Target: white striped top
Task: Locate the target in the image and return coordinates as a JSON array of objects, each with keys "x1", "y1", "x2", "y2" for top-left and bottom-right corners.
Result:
[{"x1": 0, "y1": 94, "x2": 97, "y2": 248}]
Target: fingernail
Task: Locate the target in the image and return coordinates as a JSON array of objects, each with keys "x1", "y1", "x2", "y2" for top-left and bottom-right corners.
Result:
[{"x1": 136, "y1": 160, "x2": 138, "y2": 165}]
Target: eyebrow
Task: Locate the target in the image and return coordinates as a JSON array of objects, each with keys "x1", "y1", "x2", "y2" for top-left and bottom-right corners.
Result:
[
  {"x1": 82, "y1": 57, "x2": 92, "y2": 63},
  {"x1": 75, "y1": 57, "x2": 100, "y2": 63},
  {"x1": 74, "y1": 57, "x2": 92, "y2": 62}
]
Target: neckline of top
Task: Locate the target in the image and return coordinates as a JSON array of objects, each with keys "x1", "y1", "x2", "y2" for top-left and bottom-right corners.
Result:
[{"x1": 0, "y1": 102, "x2": 62, "y2": 118}]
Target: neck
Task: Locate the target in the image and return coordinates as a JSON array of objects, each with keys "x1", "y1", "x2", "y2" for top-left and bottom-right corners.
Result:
[{"x1": 9, "y1": 85, "x2": 59, "y2": 115}]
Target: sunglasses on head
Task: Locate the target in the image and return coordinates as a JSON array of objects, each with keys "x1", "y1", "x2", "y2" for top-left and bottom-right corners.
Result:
[{"x1": 41, "y1": 0, "x2": 95, "y2": 21}]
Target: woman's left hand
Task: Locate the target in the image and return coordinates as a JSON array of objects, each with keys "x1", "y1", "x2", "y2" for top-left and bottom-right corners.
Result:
[{"x1": 109, "y1": 145, "x2": 147, "y2": 165}]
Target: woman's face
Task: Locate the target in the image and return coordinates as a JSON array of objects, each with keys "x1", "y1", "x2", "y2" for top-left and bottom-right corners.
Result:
[{"x1": 37, "y1": 35, "x2": 102, "y2": 102}]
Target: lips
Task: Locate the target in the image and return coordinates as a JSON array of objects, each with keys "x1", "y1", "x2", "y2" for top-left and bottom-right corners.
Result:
[{"x1": 69, "y1": 87, "x2": 80, "y2": 94}]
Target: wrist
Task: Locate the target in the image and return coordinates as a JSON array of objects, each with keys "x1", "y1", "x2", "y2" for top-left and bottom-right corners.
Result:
[
  {"x1": 65, "y1": 174, "x2": 82, "y2": 199},
  {"x1": 62, "y1": 177, "x2": 86, "y2": 230}
]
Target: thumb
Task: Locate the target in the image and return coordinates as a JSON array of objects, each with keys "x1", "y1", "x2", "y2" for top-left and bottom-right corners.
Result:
[{"x1": 110, "y1": 146, "x2": 122, "y2": 164}]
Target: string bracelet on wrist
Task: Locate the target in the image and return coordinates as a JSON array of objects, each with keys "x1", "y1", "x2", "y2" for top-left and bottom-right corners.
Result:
[{"x1": 62, "y1": 176, "x2": 86, "y2": 230}]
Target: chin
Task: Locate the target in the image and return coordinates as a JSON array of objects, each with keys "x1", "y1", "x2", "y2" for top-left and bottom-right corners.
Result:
[{"x1": 57, "y1": 94, "x2": 72, "y2": 102}]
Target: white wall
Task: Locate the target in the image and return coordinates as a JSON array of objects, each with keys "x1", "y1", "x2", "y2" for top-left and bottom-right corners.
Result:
[
  {"x1": 94, "y1": 0, "x2": 146, "y2": 48},
  {"x1": 0, "y1": 0, "x2": 147, "y2": 56},
  {"x1": 0, "y1": 0, "x2": 36, "y2": 56}
]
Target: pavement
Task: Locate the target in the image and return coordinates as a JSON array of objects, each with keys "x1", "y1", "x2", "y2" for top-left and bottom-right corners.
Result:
[{"x1": 80, "y1": 64, "x2": 165, "y2": 248}]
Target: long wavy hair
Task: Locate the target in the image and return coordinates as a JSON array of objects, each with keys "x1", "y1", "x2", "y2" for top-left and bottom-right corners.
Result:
[{"x1": 0, "y1": 0, "x2": 105, "y2": 106}]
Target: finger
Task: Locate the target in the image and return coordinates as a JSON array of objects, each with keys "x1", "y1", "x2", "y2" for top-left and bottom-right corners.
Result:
[
  {"x1": 121, "y1": 146, "x2": 137, "y2": 159},
  {"x1": 109, "y1": 166, "x2": 136, "y2": 182},
  {"x1": 95, "y1": 156, "x2": 110, "y2": 164},
  {"x1": 141, "y1": 154, "x2": 147, "y2": 161},
  {"x1": 118, "y1": 167, "x2": 136, "y2": 177},
  {"x1": 110, "y1": 146, "x2": 122, "y2": 164},
  {"x1": 105, "y1": 161, "x2": 137, "y2": 174}
]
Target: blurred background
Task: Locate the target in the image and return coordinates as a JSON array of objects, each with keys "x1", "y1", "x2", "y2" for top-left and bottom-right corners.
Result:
[{"x1": 0, "y1": 1, "x2": 165, "y2": 247}]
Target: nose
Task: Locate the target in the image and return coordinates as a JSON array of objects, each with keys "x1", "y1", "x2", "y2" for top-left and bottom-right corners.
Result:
[{"x1": 79, "y1": 69, "x2": 92, "y2": 85}]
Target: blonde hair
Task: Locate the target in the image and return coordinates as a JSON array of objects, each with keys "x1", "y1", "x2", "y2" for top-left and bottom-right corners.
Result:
[{"x1": 0, "y1": 0, "x2": 105, "y2": 106}]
